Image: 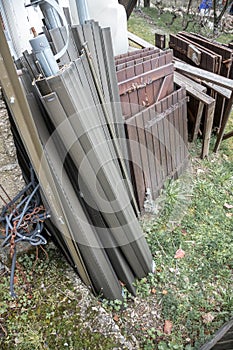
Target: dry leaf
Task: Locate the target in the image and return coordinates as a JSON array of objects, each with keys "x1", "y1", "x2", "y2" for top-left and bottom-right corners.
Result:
[
  {"x1": 162, "y1": 290, "x2": 168, "y2": 295},
  {"x1": 113, "y1": 314, "x2": 119, "y2": 322},
  {"x1": 174, "y1": 248, "x2": 186, "y2": 259},
  {"x1": 151, "y1": 288, "x2": 156, "y2": 294},
  {"x1": 224, "y1": 203, "x2": 233, "y2": 209},
  {"x1": 181, "y1": 229, "x2": 188, "y2": 236},
  {"x1": 202, "y1": 312, "x2": 214, "y2": 324},
  {"x1": 226, "y1": 213, "x2": 233, "y2": 218},
  {"x1": 164, "y1": 320, "x2": 173, "y2": 334}
]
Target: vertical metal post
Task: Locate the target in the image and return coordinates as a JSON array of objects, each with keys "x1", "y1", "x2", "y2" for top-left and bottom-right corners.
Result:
[{"x1": 75, "y1": 0, "x2": 89, "y2": 25}]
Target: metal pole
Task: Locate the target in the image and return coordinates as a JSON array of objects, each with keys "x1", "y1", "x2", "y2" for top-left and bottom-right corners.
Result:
[{"x1": 75, "y1": 0, "x2": 89, "y2": 25}]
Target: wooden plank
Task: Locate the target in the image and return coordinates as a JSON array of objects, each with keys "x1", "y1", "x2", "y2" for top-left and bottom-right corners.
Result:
[
  {"x1": 142, "y1": 108, "x2": 159, "y2": 197},
  {"x1": 214, "y1": 90, "x2": 233, "y2": 152},
  {"x1": 156, "y1": 73, "x2": 174, "y2": 102},
  {"x1": 118, "y1": 63, "x2": 174, "y2": 95},
  {"x1": 172, "y1": 88, "x2": 181, "y2": 176},
  {"x1": 161, "y1": 96, "x2": 172, "y2": 176},
  {"x1": 128, "y1": 31, "x2": 155, "y2": 48},
  {"x1": 117, "y1": 52, "x2": 173, "y2": 83},
  {"x1": 115, "y1": 48, "x2": 160, "y2": 66},
  {"x1": 175, "y1": 80, "x2": 215, "y2": 105},
  {"x1": 202, "y1": 81, "x2": 231, "y2": 99},
  {"x1": 174, "y1": 61, "x2": 233, "y2": 90},
  {"x1": 181, "y1": 32, "x2": 232, "y2": 76},
  {"x1": 177, "y1": 32, "x2": 222, "y2": 74},
  {"x1": 220, "y1": 329, "x2": 233, "y2": 342},
  {"x1": 178, "y1": 31, "x2": 231, "y2": 129},
  {"x1": 115, "y1": 46, "x2": 153, "y2": 60},
  {"x1": 125, "y1": 117, "x2": 145, "y2": 210},
  {"x1": 174, "y1": 71, "x2": 207, "y2": 93},
  {"x1": 166, "y1": 91, "x2": 177, "y2": 176},
  {"x1": 200, "y1": 319, "x2": 233, "y2": 350},
  {"x1": 192, "y1": 100, "x2": 205, "y2": 141},
  {"x1": 136, "y1": 111, "x2": 151, "y2": 189},
  {"x1": 212, "y1": 339, "x2": 233, "y2": 350},
  {"x1": 170, "y1": 34, "x2": 217, "y2": 73},
  {"x1": 115, "y1": 50, "x2": 170, "y2": 71},
  {"x1": 201, "y1": 99, "x2": 216, "y2": 158},
  {"x1": 155, "y1": 100, "x2": 167, "y2": 179},
  {"x1": 149, "y1": 107, "x2": 163, "y2": 193},
  {"x1": 155, "y1": 33, "x2": 166, "y2": 49},
  {"x1": 223, "y1": 130, "x2": 233, "y2": 140}
]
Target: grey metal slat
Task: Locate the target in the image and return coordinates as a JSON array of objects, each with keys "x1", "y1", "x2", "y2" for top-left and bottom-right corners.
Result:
[
  {"x1": 49, "y1": 27, "x2": 70, "y2": 65},
  {"x1": 102, "y1": 27, "x2": 130, "y2": 174},
  {"x1": 82, "y1": 46, "x2": 139, "y2": 215},
  {"x1": 42, "y1": 70, "x2": 152, "y2": 277},
  {"x1": 41, "y1": 92, "x2": 125, "y2": 300},
  {"x1": 59, "y1": 65, "x2": 153, "y2": 274},
  {"x1": 0, "y1": 25, "x2": 92, "y2": 289},
  {"x1": 58, "y1": 67, "x2": 151, "y2": 275},
  {"x1": 74, "y1": 57, "x2": 122, "y2": 176},
  {"x1": 90, "y1": 21, "x2": 112, "y2": 110}
]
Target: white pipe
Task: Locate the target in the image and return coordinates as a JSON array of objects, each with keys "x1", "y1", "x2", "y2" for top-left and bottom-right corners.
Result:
[{"x1": 75, "y1": 0, "x2": 89, "y2": 25}]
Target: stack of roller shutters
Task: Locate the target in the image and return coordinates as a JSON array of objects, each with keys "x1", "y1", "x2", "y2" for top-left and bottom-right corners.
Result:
[{"x1": 15, "y1": 21, "x2": 153, "y2": 300}]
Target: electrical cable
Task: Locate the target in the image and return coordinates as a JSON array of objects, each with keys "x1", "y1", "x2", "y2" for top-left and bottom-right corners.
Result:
[{"x1": 0, "y1": 170, "x2": 50, "y2": 297}]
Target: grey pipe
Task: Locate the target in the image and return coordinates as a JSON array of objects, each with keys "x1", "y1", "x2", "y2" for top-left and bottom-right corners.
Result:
[{"x1": 75, "y1": 0, "x2": 90, "y2": 25}]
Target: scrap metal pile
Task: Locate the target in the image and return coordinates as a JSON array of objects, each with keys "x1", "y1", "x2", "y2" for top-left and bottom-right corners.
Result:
[{"x1": 3, "y1": 20, "x2": 154, "y2": 300}]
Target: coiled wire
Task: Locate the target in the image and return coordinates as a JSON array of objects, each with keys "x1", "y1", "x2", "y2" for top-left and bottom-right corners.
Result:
[{"x1": 0, "y1": 169, "x2": 50, "y2": 297}]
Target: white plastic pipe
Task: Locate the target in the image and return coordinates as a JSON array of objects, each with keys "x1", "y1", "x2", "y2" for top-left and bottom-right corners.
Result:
[{"x1": 75, "y1": 0, "x2": 89, "y2": 25}]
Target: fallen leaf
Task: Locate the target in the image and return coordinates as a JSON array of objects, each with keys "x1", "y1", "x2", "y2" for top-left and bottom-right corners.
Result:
[
  {"x1": 174, "y1": 248, "x2": 186, "y2": 259},
  {"x1": 113, "y1": 314, "x2": 119, "y2": 322},
  {"x1": 14, "y1": 276, "x2": 18, "y2": 284},
  {"x1": 226, "y1": 213, "x2": 233, "y2": 218},
  {"x1": 202, "y1": 312, "x2": 214, "y2": 324},
  {"x1": 162, "y1": 290, "x2": 168, "y2": 295},
  {"x1": 164, "y1": 320, "x2": 173, "y2": 334},
  {"x1": 151, "y1": 288, "x2": 156, "y2": 294},
  {"x1": 181, "y1": 229, "x2": 188, "y2": 236},
  {"x1": 224, "y1": 203, "x2": 233, "y2": 209}
]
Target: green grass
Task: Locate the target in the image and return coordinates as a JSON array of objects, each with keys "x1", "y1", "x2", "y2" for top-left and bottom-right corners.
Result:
[
  {"x1": 0, "y1": 248, "x2": 119, "y2": 350},
  {"x1": 128, "y1": 8, "x2": 233, "y2": 45},
  {"x1": 138, "y1": 145, "x2": 233, "y2": 349}
]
